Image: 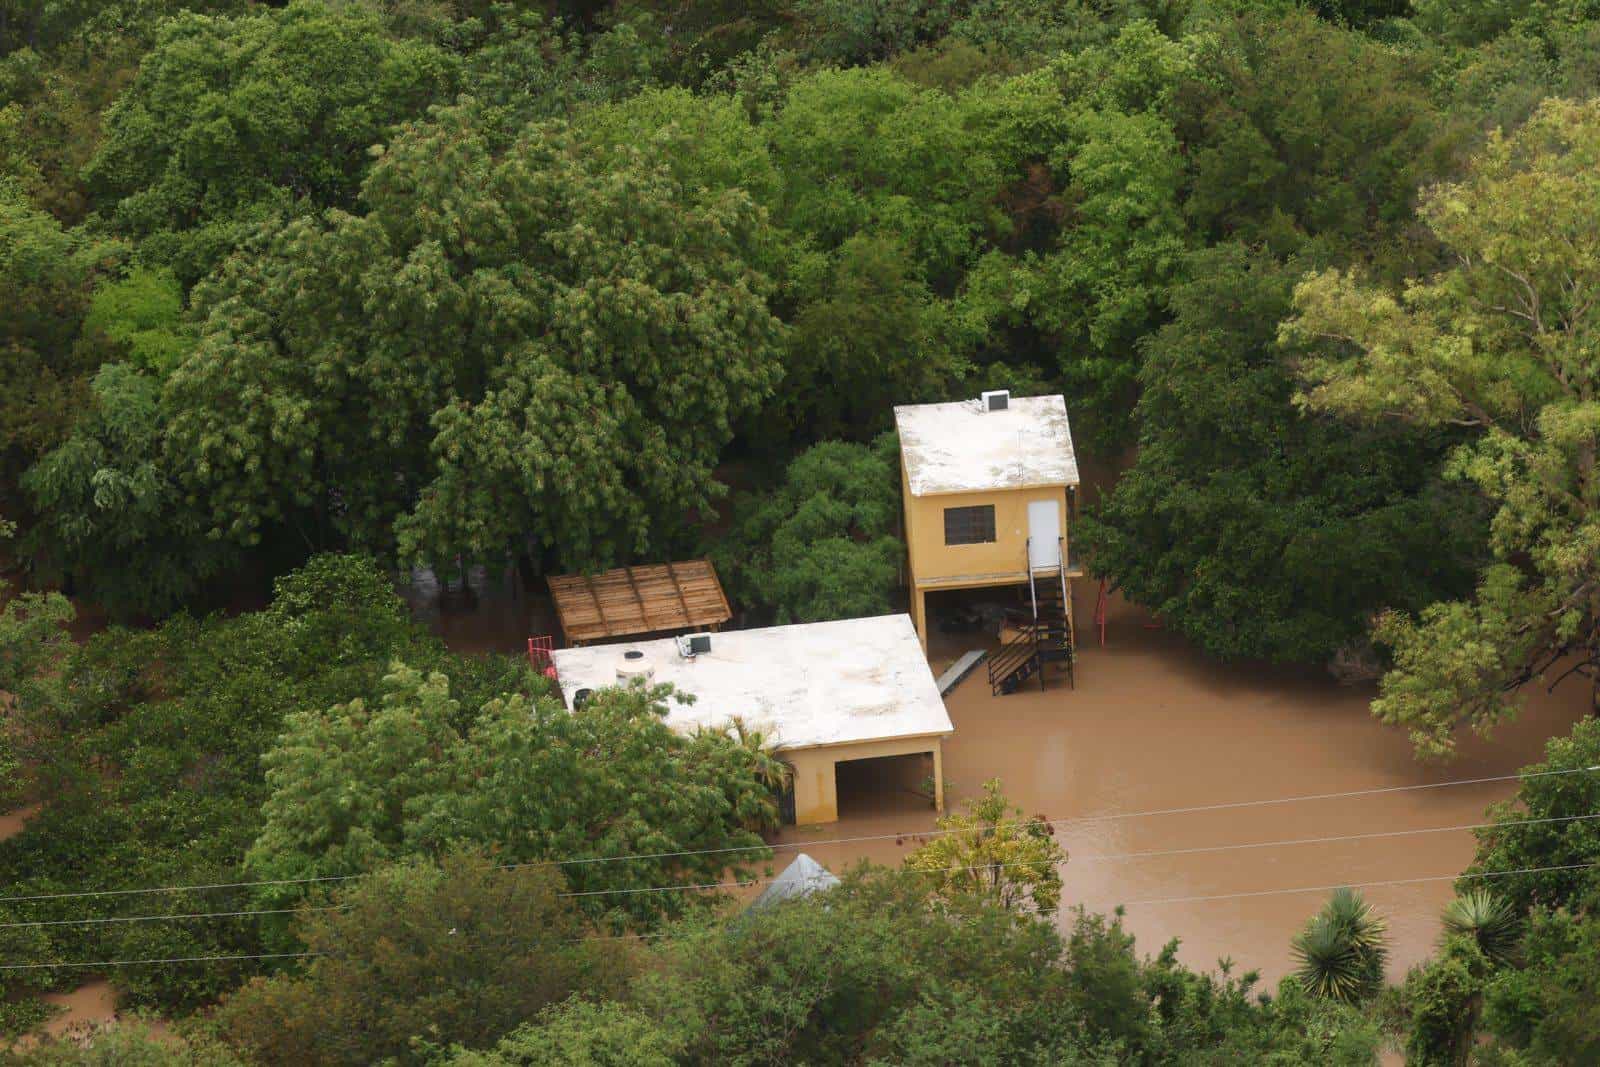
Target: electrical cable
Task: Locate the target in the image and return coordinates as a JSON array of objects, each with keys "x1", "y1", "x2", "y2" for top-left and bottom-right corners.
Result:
[
  {"x1": 4, "y1": 861, "x2": 1593, "y2": 970},
  {"x1": 5, "y1": 765, "x2": 1593, "y2": 906}
]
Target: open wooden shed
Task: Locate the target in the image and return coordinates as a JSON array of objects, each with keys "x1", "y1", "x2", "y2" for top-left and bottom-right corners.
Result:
[{"x1": 547, "y1": 560, "x2": 732, "y2": 645}]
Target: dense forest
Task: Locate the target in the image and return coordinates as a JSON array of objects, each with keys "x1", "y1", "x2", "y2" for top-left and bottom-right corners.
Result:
[{"x1": 1, "y1": 0, "x2": 1599, "y2": 1062}]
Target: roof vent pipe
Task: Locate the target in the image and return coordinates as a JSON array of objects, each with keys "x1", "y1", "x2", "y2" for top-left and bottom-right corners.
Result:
[{"x1": 616, "y1": 649, "x2": 655, "y2": 683}]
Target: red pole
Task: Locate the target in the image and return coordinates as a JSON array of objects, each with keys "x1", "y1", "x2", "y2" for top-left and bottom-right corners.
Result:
[{"x1": 1095, "y1": 579, "x2": 1108, "y2": 648}]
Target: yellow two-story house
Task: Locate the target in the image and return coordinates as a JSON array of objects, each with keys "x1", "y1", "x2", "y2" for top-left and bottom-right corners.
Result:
[{"x1": 894, "y1": 392, "x2": 1082, "y2": 662}]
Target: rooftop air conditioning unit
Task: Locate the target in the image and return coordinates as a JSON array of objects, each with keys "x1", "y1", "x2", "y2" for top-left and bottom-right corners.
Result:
[
  {"x1": 677, "y1": 633, "x2": 713, "y2": 658},
  {"x1": 981, "y1": 389, "x2": 1010, "y2": 412}
]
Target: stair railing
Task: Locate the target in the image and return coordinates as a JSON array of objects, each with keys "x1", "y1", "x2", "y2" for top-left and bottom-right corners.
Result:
[
  {"x1": 1025, "y1": 536, "x2": 1038, "y2": 620},
  {"x1": 1058, "y1": 536, "x2": 1070, "y2": 640}
]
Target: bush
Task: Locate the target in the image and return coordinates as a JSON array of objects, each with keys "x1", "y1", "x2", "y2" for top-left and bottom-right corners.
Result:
[
  {"x1": 0, "y1": 554, "x2": 537, "y2": 1012},
  {"x1": 713, "y1": 435, "x2": 904, "y2": 624},
  {"x1": 214, "y1": 852, "x2": 636, "y2": 1067}
]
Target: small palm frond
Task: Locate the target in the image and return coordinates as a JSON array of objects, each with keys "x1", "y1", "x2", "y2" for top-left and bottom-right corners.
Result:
[
  {"x1": 1441, "y1": 890, "x2": 1522, "y2": 967},
  {"x1": 1324, "y1": 886, "x2": 1389, "y2": 961},
  {"x1": 1291, "y1": 888, "x2": 1389, "y2": 1003},
  {"x1": 1292, "y1": 915, "x2": 1367, "y2": 1003}
]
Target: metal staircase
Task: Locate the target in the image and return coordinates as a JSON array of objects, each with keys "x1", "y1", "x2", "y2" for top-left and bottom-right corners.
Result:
[{"x1": 987, "y1": 537, "x2": 1075, "y2": 696}]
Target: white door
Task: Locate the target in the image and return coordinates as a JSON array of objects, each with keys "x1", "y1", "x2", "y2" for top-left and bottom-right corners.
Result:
[{"x1": 1027, "y1": 499, "x2": 1061, "y2": 570}]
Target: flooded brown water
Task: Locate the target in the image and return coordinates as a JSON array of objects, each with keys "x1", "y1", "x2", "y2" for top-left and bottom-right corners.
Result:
[
  {"x1": 775, "y1": 587, "x2": 1590, "y2": 986},
  {"x1": 420, "y1": 564, "x2": 1590, "y2": 985}
]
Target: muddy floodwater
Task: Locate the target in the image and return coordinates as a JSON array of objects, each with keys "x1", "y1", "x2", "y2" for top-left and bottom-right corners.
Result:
[
  {"x1": 6, "y1": 559, "x2": 1590, "y2": 1042},
  {"x1": 780, "y1": 587, "x2": 1590, "y2": 985},
  {"x1": 416, "y1": 565, "x2": 1590, "y2": 986}
]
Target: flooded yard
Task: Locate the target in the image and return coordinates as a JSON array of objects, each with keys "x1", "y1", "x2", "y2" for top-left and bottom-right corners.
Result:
[
  {"x1": 407, "y1": 563, "x2": 1590, "y2": 985},
  {"x1": 410, "y1": 564, "x2": 1590, "y2": 985},
  {"x1": 776, "y1": 586, "x2": 1590, "y2": 986}
]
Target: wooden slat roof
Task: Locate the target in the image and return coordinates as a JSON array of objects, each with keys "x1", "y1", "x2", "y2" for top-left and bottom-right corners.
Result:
[{"x1": 548, "y1": 560, "x2": 732, "y2": 644}]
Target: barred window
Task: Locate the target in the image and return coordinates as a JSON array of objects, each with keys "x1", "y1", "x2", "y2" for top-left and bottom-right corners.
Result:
[{"x1": 943, "y1": 505, "x2": 996, "y2": 545}]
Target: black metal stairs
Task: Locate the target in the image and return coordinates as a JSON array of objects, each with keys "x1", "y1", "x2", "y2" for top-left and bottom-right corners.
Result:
[{"x1": 987, "y1": 537, "x2": 1075, "y2": 696}]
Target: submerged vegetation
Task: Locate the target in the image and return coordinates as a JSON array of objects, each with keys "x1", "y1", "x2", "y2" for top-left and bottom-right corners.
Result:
[{"x1": 2, "y1": 0, "x2": 1600, "y2": 1061}]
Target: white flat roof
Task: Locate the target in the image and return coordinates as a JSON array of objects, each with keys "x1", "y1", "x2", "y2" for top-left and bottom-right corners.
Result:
[
  {"x1": 550, "y1": 614, "x2": 953, "y2": 751},
  {"x1": 894, "y1": 394, "x2": 1079, "y2": 496}
]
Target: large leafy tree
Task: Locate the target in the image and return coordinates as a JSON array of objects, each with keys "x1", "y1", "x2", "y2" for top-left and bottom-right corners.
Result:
[
  {"x1": 1482, "y1": 904, "x2": 1600, "y2": 1064},
  {"x1": 767, "y1": 65, "x2": 999, "y2": 287},
  {"x1": 0, "y1": 569, "x2": 72, "y2": 809},
  {"x1": 712, "y1": 435, "x2": 904, "y2": 625},
  {"x1": 82, "y1": 1, "x2": 459, "y2": 283},
  {"x1": 1286, "y1": 97, "x2": 1600, "y2": 757},
  {"x1": 1175, "y1": 10, "x2": 1452, "y2": 273},
  {"x1": 0, "y1": 555, "x2": 533, "y2": 1012},
  {"x1": 214, "y1": 852, "x2": 635, "y2": 1067},
  {"x1": 629, "y1": 870, "x2": 1378, "y2": 1064},
  {"x1": 777, "y1": 234, "x2": 968, "y2": 439},
  {"x1": 24, "y1": 363, "x2": 232, "y2": 618},
  {"x1": 1082, "y1": 244, "x2": 1483, "y2": 664},
  {"x1": 1462, "y1": 716, "x2": 1600, "y2": 914},
  {"x1": 164, "y1": 107, "x2": 784, "y2": 572},
  {"x1": 248, "y1": 667, "x2": 785, "y2": 930},
  {"x1": 902, "y1": 778, "x2": 1066, "y2": 915},
  {"x1": 948, "y1": 22, "x2": 1196, "y2": 444},
  {"x1": 0, "y1": 191, "x2": 120, "y2": 490}
]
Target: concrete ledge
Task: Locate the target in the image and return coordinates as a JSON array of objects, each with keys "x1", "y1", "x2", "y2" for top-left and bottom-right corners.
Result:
[{"x1": 936, "y1": 650, "x2": 988, "y2": 695}]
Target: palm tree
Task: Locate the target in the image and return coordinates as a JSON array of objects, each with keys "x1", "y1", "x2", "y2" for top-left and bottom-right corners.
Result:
[
  {"x1": 1440, "y1": 890, "x2": 1522, "y2": 967},
  {"x1": 1291, "y1": 887, "x2": 1390, "y2": 1003}
]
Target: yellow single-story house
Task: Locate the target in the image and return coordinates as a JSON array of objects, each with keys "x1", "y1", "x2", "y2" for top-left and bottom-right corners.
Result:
[{"x1": 550, "y1": 614, "x2": 953, "y2": 825}]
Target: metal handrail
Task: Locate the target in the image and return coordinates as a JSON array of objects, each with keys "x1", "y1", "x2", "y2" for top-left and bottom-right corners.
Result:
[
  {"x1": 987, "y1": 626, "x2": 1040, "y2": 688},
  {"x1": 1025, "y1": 537, "x2": 1037, "y2": 620},
  {"x1": 1058, "y1": 536, "x2": 1070, "y2": 642}
]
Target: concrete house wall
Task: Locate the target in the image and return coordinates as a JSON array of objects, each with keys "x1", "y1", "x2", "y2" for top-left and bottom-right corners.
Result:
[{"x1": 903, "y1": 473, "x2": 1070, "y2": 643}]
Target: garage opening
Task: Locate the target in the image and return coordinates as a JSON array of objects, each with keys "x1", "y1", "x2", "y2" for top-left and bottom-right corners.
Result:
[{"x1": 834, "y1": 752, "x2": 937, "y2": 820}]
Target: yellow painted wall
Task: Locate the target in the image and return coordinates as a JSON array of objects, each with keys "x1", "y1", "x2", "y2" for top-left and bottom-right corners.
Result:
[
  {"x1": 902, "y1": 473, "x2": 1069, "y2": 588},
  {"x1": 788, "y1": 735, "x2": 946, "y2": 825}
]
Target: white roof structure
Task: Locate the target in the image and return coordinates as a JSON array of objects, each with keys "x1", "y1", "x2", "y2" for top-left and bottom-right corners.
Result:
[
  {"x1": 748, "y1": 854, "x2": 840, "y2": 911},
  {"x1": 894, "y1": 394, "x2": 1079, "y2": 496},
  {"x1": 550, "y1": 614, "x2": 953, "y2": 751}
]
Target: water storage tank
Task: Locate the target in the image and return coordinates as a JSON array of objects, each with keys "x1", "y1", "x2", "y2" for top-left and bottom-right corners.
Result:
[{"x1": 615, "y1": 649, "x2": 655, "y2": 683}]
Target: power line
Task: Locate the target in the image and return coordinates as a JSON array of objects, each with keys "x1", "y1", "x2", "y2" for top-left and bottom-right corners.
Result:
[
  {"x1": 551, "y1": 765, "x2": 1600, "y2": 870},
  {"x1": 5, "y1": 765, "x2": 1593, "y2": 907},
  {"x1": 0, "y1": 952, "x2": 315, "y2": 973},
  {"x1": 12, "y1": 812, "x2": 1595, "y2": 929},
  {"x1": 0, "y1": 872, "x2": 362, "y2": 906},
  {"x1": 552, "y1": 811, "x2": 1600, "y2": 900},
  {"x1": 0, "y1": 905, "x2": 343, "y2": 931},
  {"x1": 1121, "y1": 862, "x2": 1598, "y2": 907},
  {"x1": 3, "y1": 861, "x2": 1593, "y2": 971},
  {"x1": 11, "y1": 811, "x2": 1596, "y2": 927}
]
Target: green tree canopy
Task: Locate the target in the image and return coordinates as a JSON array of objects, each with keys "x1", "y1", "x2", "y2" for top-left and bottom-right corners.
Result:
[
  {"x1": 23, "y1": 362, "x2": 232, "y2": 617},
  {"x1": 712, "y1": 435, "x2": 903, "y2": 625},
  {"x1": 82, "y1": 1, "x2": 459, "y2": 283},
  {"x1": 903, "y1": 778, "x2": 1066, "y2": 915},
  {"x1": 163, "y1": 107, "x2": 784, "y2": 572},
  {"x1": 248, "y1": 667, "x2": 785, "y2": 930},
  {"x1": 1482, "y1": 903, "x2": 1600, "y2": 1064},
  {"x1": 1462, "y1": 716, "x2": 1600, "y2": 914},
  {"x1": 1287, "y1": 97, "x2": 1600, "y2": 757},
  {"x1": 629, "y1": 869, "x2": 1379, "y2": 1064},
  {"x1": 214, "y1": 851, "x2": 636, "y2": 1067},
  {"x1": 0, "y1": 555, "x2": 534, "y2": 1011},
  {"x1": 440, "y1": 999, "x2": 680, "y2": 1067},
  {"x1": 1082, "y1": 244, "x2": 1483, "y2": 664},
  {"x1": 0, "y1": 190, "x2": 121, "y2": 488}
]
